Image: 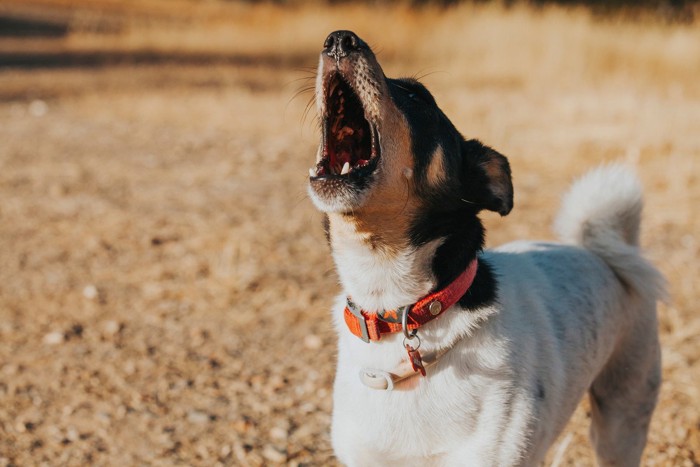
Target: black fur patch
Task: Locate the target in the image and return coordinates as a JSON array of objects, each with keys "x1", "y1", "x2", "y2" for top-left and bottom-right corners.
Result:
[
  {"x1": 410, "y1": 207, "x2": 498, "y2": 311},
  {"x1": 388, "y1": 78, "x2": 506, "y2": 310},
  {"x1": 387, "y1": 78, "x2": 463, "y2": 189}
]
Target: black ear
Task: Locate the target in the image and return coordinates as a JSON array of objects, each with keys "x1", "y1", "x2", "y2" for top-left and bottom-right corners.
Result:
[{"x1": 461, "y1": 139, "x2": 513, "y2": 216}]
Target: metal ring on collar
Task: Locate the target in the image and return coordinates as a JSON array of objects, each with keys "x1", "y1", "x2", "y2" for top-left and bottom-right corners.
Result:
[
  {"x1": 401, "y1": 305, "x2": 417, "y2": 340},
  {"x1": 402, "y1": 333, "x2": 420, "y2": 351}
]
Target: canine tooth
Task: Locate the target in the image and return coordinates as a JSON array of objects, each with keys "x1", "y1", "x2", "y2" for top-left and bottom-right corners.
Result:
[
  {"x1": 341, "y1": 162, "x2": 350, "y2": 175},
  {"x1": 309, "y1": 167, "x2": 317, "y2": 177}
]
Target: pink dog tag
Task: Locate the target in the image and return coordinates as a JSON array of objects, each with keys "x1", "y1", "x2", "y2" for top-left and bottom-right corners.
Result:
[{"x1": 405, "y1": 343, "x2": 426, "y2": 376}]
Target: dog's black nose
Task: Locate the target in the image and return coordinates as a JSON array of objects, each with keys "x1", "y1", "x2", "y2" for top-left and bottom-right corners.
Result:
[{"x1": 324, "y1": 30, "x2": 365, "y2": 59}]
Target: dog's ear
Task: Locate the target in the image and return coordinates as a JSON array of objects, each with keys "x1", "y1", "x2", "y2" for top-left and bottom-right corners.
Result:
[{"x1": 460, "y1": 139, "x2": 513, "y2": 216}]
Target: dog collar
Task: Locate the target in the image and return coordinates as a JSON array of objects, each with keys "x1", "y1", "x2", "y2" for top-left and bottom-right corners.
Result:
[{"x1": 343, "y1": 259, "x2": 479, "y2": 342}]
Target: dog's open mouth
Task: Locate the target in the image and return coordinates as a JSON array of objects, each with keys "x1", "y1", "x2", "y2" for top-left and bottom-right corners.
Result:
[{"x1": 310, "y1": 73, "x2": 380, "y2": 179}]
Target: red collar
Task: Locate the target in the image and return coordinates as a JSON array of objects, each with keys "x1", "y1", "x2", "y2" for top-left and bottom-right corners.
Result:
[{"x1": 344, "y1": 259, "x2": 479, "y2": 342}]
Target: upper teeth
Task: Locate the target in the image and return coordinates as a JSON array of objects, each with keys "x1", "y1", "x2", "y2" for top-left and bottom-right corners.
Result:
[
  {"x1": 341, "y1": 162, "x2": 350, "y2": 175},
  {"x1": 309, "y1": 167, "x2": 317, "y2": 177}
]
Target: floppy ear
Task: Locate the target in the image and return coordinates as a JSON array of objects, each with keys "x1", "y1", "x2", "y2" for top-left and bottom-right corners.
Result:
[{"x1": 460, "y1": 139, "x2": 513, "y2": 216}]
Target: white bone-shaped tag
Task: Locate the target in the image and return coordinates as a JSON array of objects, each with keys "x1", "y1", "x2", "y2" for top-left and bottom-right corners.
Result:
[{"x1": 359, "y1": 368, "x2": 394, "y2": 391}]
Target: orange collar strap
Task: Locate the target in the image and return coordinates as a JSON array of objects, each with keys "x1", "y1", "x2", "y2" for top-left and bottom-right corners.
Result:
[{"x1": 344, "y1": 259, "x2": 479, "y2": 342}]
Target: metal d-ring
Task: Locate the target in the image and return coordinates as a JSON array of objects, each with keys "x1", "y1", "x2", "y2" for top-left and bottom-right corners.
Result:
[
  {"x1": 402, "y1": 332, "x2": 420, "y2": 351},
  {"x1": 401, "y1": 305, "x2": 418, "y2": 342}
]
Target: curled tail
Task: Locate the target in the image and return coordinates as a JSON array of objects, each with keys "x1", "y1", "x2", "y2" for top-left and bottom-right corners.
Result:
[{"x1": 554, "y1": 164, "x2": 667, "y2": 304}]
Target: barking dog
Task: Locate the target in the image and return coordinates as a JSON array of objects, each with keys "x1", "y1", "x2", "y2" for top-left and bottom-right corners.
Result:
[{"x1": 307, "y1": 30, "x2": 665, "y2": 466}]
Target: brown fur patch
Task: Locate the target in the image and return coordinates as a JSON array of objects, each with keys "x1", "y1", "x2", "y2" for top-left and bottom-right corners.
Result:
[
  {"x1": 481, "y1": 155, "x2": 511, "y2": 210},
  {"x1": 482, "y1": 157, "x2": 504, "y2": 183},
  {"x1": 328, "y1": 103, "x2": 421, "y2": 257},
  {"x1": 426, "y1": 146, "x2": 446, "y2": 187}
]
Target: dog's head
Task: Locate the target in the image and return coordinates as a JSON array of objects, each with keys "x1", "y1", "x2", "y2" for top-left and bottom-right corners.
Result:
[
  {"x1": 309, "y1": 31, "x2": 513, "y2": 285},
  {"x1": 308, "y1": 31, "x2": 512, "y2": 268}
]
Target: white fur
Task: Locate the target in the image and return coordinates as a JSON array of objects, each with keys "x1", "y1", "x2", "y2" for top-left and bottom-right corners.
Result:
[
  {"x1": 555, "y1": 164, "x2": 667, "y2": 305},
  {"x1": 329, "y1": 219, "x2": 442, "y2": 312},
  {"x1": 330, "y1": 166, "x2": 664, "y2": 466}
]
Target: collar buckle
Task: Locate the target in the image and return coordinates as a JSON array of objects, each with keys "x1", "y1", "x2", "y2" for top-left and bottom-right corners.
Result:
[{"x1": 346, "y1": 298, "x2": 369, "y2": 343}]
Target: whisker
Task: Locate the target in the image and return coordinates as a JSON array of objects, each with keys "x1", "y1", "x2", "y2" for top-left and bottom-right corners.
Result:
[
  {"x1": 282, "y1": 70, "x2": 316, "y2": 92},
  {"x1": 302, "y1": 96, "x2": 317, "y2": 127},
  {"x1": 289, "y1": 85, "x2": 316, "y2": 103},
  {"x1": 293, "y1": 66, "x2": 318, "y2": 73},
  {"x1": 413, "y1": 68, "x2": 447, "y2": 82},
  {"x1": 287, "y1": 75, "x2": 316, "y2": 85},
  {"x1": 285, "y1": 85, "x2": 316, "y2": 124},
  {"x1": 391, "y1": 83, "x2": 412, "y2": 93}
]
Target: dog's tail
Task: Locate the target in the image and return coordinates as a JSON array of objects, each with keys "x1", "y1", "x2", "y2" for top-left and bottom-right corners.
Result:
[{"x1": 554, "y1": 164, "x2": 667, "y2": 304}]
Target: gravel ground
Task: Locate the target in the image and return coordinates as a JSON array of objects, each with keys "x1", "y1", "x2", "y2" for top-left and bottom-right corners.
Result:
[
  {"x1": 0, "y1": 65, "x2": 339, "y2": 466},
  {"x1": 1, "y1": 15, "x2": 699, "y2": 464}
]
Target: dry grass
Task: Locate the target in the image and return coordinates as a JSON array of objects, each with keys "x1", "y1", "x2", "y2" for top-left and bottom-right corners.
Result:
[{"x1": 0, "y1": 2, "x2": 698, "y2": 465}]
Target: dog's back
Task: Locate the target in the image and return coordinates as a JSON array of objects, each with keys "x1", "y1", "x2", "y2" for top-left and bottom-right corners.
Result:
[
  {"x1": 484, "y1": 165, "x2": 664, "y2": 465},
  {"x1": 555, "y1": 165, "x2": 664, "y2": 465}
]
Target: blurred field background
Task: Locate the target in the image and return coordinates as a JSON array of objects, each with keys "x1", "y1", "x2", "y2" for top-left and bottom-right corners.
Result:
[{"x1": 0, "y1": 0, "x2": 699, "y2": 465}]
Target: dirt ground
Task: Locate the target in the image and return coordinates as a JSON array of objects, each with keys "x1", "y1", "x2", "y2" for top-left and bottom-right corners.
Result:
[{"x1": 0, "y1": 3, "x2": 699, "y2": 466}]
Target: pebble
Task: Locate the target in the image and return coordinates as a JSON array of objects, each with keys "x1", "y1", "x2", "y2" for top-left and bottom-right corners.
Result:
[
  {"x1": 291, "y1": 424, "x2": 315, "y2": 440},
  {"x1": 261, "y1": 445, "x2": 286, "y2": 463},
  {"x1": 14, "y1": 421, "x2": 27, "y2": 433},
  {"x1": 303, "y1": 334, "x2": 322, "y2": 350},
  {"x1": 195, "y1": 444, "x2": 210, "y2": 460},
  {"x1": 232, "y1": 443, "x2": 249, "y2": 464},
  {"x1": 43, "y1": 332, "x2": 64, "y2": 345},
  {"x1": 187, "y1": 410, "x2": 210, "y2": 424},
  {"x1": 299, "y1": 402, "x2": 316, "y2": 414},
  {"x1": 83, "y1": 284, "x2": 98, "y2": 300},
  {"x1": 28, "y1": 99, "x2": 48, "y2": 117},
  {"x1": 269, "y1": 426, "x2": 288, "y2": 441},
  {"x1": 102, "y1": 320, "x2": 122, "y2": 336},
  {"x1": 66, "y1": 427, "x2": 79, "y2": 442}
]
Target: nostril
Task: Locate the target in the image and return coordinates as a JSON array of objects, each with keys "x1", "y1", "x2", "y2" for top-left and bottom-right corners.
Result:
[
  {"x1": 324, "y1": 35, "x2": 335, "y2": 51},
  {"x1": 341, "y1": 34, "x2": 355, "y2": 51}
]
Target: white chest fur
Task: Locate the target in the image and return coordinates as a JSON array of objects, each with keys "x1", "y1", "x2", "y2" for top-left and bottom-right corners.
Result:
[{"x1": 329, "y1": 218, "x2": 442, "y2": 313}]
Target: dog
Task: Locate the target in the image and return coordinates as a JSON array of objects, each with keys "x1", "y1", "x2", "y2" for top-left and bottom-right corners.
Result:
[{"x1": 307, "y1": 30, "x2": 665, "y2": 466}]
